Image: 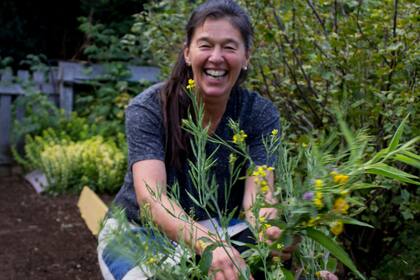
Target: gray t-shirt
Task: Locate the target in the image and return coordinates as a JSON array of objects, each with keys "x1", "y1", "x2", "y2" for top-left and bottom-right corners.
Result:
[{"x1": 113, "y1": 83, "x2": 280, "y2": 223}]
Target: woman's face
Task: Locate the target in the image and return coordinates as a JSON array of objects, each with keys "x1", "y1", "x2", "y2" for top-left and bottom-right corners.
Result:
[{"x1": 184, "y1": 18, "x2": 249, "y2": 100}]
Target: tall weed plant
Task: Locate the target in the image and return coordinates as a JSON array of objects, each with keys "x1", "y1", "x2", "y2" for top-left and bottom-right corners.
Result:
[
  {"x1": 121, "y1": 0, "x2": 419, "y2": 276},
  {"x1": 107, "y1": 83, "x2": 419, "y2": 279}
]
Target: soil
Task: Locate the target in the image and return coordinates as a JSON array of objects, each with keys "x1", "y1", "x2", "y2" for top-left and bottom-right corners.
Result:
[{"x1": 0, "y1": 168, "x2": 109, "y2": 280}]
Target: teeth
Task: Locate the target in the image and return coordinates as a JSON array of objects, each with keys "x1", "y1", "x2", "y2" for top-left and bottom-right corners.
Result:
[{"x1": 205, "y1": 69, "x2": 227, "y2": 77}]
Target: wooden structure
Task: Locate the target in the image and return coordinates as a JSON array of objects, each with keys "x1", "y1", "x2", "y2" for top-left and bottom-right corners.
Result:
[
  {"x1": 0, "y1": 61, "x2": 160, "y2": 165},
  {"x1": 77, "y1": 186, "x2": 109, "y2": 236}
]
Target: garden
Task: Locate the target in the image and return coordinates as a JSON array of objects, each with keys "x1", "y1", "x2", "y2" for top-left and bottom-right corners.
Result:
[{"x1": 0, "y1": 0, "x2": 419, "y2": 279}]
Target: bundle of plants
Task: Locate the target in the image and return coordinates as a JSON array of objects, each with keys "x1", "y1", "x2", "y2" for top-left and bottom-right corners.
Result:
[{"x1": 105, "y1": 81, "x2": 419, "y2": 279}]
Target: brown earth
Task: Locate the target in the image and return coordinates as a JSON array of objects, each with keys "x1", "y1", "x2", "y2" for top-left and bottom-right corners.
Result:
[{"x1": 0, "y1": 168, "x2": 107, "y2": 280}]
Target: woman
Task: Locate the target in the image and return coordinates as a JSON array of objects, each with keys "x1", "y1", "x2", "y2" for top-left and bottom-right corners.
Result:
[{"x1": 98, "y1": 1, "x2": 298, "y2": 279}]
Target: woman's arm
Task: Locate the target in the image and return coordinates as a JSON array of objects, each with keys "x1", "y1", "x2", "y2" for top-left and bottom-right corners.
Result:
[
  {"x1": 133, "y1": 159, "x2": 249, "y2": 280},
  {"x1": 132, "y1": 159, "x2": 211, "y2": 253}
]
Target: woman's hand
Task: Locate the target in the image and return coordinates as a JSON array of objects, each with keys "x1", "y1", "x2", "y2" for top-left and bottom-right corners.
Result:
[
  {"x1": 209, "y1": 244, "x2": 253, "y2": 280},
  {"x1": 261, "y1": 226, "x2": 301, "y2": 261}
]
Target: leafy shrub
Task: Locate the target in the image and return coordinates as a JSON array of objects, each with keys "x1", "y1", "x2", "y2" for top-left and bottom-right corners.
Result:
[
  {"x1": 121, "y1": 0, "x2": 419, "y2": 276},
  {"x1": 127, "y1": 0, "x2": 418, "y2": 137},
  {"x1": 11, "y1": 91, "x2": 92, "y2": 145},
  {"x1": 19, "y1": 129, "x2": 126, "y2": 194}
]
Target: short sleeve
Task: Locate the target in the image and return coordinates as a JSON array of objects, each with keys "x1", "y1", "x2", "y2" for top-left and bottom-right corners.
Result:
[
  {"x1": 125, "y1": 90, "x2": 165, "y2": 170},
  {"x1": 247, "y1": 100, "x2": 280, "y2": 167}
]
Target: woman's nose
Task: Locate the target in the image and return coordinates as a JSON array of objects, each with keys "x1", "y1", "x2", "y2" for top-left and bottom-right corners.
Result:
[{"x1": 208, "y1": 46, "x2": 223, "y2": 63}]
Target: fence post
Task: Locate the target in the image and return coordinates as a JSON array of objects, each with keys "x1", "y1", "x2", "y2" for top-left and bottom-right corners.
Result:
[
  {"x1": 0, "y1": 69, "x2": 14, "y2": 164},
  {"x1": 59, "y1": 63, "x2": 74, "y2": 118}
]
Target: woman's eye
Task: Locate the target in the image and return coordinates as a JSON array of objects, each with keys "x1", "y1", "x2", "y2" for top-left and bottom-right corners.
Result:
[
  {"x1": 225, "y1": 46, "x2": 236, "y2": 50},
  {"x1": 199, "y1": 45, "x2": 211, "y2": 49}
]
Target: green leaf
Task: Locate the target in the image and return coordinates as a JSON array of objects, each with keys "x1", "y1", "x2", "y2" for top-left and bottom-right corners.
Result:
[
  {"x1": 348, "y1": 182, "x2": 387, "y2": 191},
  {"x1": 341, "y1": 217, "x2": 374, "y2": 228},
  {"x1": 365, "y1": 163, "x2": 420, "y2": 185},
  {"x1": 198, "y1": 243, "x2": 216, "y2": 275},
  {"x1": 306, "y1": 228, "x2": 365, "y2": 280},
  {"x1": 394, "y1": 154, "x2": 420, "y2": 169},
  {"x1": 388, "y1": 115, "x2": 409, "y2": 151},
  {"x1": 281, "y1": 268, "x2": 295, "y2": 280},
  {"x1": 402, "y1": 150, "x2": 420, "y2": 161},
  {"x1": 327, "y1": 257, "x2": 338, "y2": 272}
]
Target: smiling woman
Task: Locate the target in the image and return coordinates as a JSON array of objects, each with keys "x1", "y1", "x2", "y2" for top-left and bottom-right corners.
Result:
[{"x1": 96, "y1": 1, "x2": 296, "y2": 280}]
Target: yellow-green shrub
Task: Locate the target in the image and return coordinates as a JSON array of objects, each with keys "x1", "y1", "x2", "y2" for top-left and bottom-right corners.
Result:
[{"x1": 20, "y1": 130, "x2": 126, "y2": 194}]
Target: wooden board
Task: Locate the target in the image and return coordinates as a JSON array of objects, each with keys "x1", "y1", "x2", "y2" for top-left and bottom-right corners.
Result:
[{"x1": 77, "y1": 186, "x2": 109, "y2": 236}]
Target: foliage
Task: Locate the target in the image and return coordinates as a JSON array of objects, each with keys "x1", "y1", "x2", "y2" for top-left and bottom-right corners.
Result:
[
  {"x1": 107, "y1": 82, "x2": 419, "y2": 279},
  {"x1": 124, "y1": 0, "x2": 419, "y2": 275},
  {"x1": 11, "y1": 92, "x2": 90, "y2": 145},
  {"x1": 16, "y1": 129, "x2": 126, "y2": 194},
  {"x1": 129, "y1": 0, "x2": 419, "y2": 136},
  {"x1": 73, "y1": 64, "x2": 151, "y2": 136},
  {"x1": 76, "y1": 11, "x2": 155, "y2": 136},
  {"x1": 370, "y1": 220, "x2": 420, "y2": 279}
]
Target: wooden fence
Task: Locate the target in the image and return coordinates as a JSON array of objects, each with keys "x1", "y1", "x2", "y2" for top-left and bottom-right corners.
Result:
[{"x1": 0, "y1": 61, "x2": 160, "y2": 165}]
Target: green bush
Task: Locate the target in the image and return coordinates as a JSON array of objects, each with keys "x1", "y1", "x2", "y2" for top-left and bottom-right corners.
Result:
[
  {"x1": 121, "y1": 0, "x2": 419, "y2": 277},
  {"x1": 19, "y1": 129, "x2": 126, "y2": 194}
]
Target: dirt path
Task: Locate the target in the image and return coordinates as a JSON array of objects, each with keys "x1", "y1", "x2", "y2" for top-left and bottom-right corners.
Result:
[{"x1": 0, "y1": 171, "x2": 102, "y2": 280}]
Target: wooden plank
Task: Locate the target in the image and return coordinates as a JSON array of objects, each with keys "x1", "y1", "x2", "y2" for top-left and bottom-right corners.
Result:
[
  {"x1": 17, "y1": 70, "x2": 30, "y2": 82},
  {"x1": 59, "y1": 83, "x2": 73, "y2": 118},
  {"x1": 77, "y1": 186, "x2": 109, "y2": 236},
  {"x1": 0, "y1": 68, "x2": 13, "y2": 82},
  {"x1": 59, "y1": 61, "x2": 160, "y2": 83},
  {"x1": 33, "y1": 71, "x2": 45, "y2": 83},
  {"x1": 0, "y1": 95, "x2": 12, "y2": 164},
  {"x1": 128, "y1": 65, "x2": 160, "y2": 83},
  {"x1": 0, "y1": 84, "x2": 57, "y2": 95}
]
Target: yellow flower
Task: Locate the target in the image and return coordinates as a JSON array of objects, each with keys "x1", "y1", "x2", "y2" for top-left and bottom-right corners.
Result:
[
  {"x1": 260, "y1": 180, "x2": 269, "y2": 193},
  {"x1": 258, "y1": 216, "x2": 266, "y2": 223},
  {"x1": 313, "y1": 192, "x2": 324, "y2": 209},
  {"x1": 330, "y1": 220, "x2": 344, "y2": 235},
  {"x1": 146, "y1": 257, "x2": 158, "y2": 265},
  {"x1": 308, "y1": 216, "x2": 320, "y2": 226},
  {"x1": 314, "y1": 179, "x2": 324, "y2": 189},
  {"x1": 186, "y1": 79, "x2": 195, "y2": 90},
  {"x1": 252, "y1": 165, "x2": 274, "y2": 177},
  {"x1": 232, "y1": 130, "x2": 248, "y2": 144},
  {"x1": 271, "y1": 129, "x2": 279, "y2": 136},
  {"x1": 333, "y1": 197, "x2": 349, "y2": 214},
  {"x1": 197, "y1": 240, "x2": 210, "y2": 252},
  {"x1": 330, "y1": 170, "x2": 338, "y2": 177},
  {"x1": 333, "y1": 173, "x2": 349, "y2": 184}
]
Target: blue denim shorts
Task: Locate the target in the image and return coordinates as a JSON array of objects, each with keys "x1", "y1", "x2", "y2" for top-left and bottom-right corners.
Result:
[{"x1": 97, "y1": 218, "x2": 182, "y2": 280}]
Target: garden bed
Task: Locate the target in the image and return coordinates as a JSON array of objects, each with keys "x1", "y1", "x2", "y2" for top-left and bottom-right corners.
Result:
[{"x1": 0, "y1": 168, "x2": 106, "y2": 279}]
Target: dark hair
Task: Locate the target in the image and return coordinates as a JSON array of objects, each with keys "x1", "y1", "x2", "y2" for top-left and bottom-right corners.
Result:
[{"x1": 160, "y1": 0, "x2": 253, "y2": 169}]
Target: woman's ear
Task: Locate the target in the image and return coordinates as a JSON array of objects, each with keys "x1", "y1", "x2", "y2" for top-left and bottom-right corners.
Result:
[
  {"x1": 244, "y1": 50, "x2": 251, "y2": 69},
  {"x1": 184, "y1": 45, "x2": 191, "y2": 66}
]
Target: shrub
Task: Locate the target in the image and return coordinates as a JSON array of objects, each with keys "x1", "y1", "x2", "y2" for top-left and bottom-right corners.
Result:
[{"x1": 19, "y1": 129, "x2": 126, "y2": 194}]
